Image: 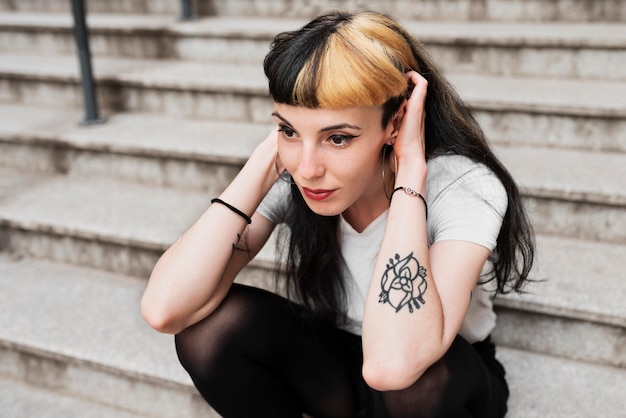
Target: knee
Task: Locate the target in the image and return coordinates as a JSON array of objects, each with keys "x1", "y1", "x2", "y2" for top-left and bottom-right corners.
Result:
[
  {"x1": 376, "y1": 336, "x2": 480, "y2": 417},
  {"x1": 174, "y1": 313, "x2": 237, "y2": 383},
  {"x1": 174, "y1": 284, "x2": 259, "y2": 377},
  {"x1": 175, "y1": 317, "x2": 216, "y2": 380}
]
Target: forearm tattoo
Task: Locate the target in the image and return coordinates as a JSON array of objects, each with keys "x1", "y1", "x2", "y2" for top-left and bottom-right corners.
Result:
[{"x1": 379, "y1": 252, "x2": 428, "y2": 313}]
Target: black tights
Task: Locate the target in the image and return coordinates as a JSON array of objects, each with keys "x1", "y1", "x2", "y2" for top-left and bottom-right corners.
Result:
[{"x1": 175, "y1": 284, "x2": 508, "y2": 418}]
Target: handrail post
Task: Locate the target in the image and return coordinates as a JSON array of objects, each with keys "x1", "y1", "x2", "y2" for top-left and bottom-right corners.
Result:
[
  {"x1": 180, "y1": 0, "x2": 195, "y2": 21},
  {"x1": 70, "y1": 0, "x2": 105, "y2": 125}
]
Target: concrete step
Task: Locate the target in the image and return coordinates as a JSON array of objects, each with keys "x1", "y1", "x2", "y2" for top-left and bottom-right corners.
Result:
[
  {"x1": 0, "y1": 13, "x2": 280, "y2": 64},
  {"x1": 496, "y1": 145, "x2": 626, "y2": 244},
  {"x1": 495, "y1": 347, "x2": 626, "y2": 418},
  {"x1": 493, "y1": 235, "x2": 626, "y2": 368},
  {"x1": 1, "y1": 54, "x2": 625, "y2": 153},
  {"x1": 0, "y1": 377, "x2": 144, "y2": 418},
  {"x1": 0, "y1": 168, "x2": 271, "y2": 279},
  {"x1": 0, "y1": 103, "x2": 268, "y2": 192},
  {"x1": 0, "y1": 255, "x2": 624, "y2": 418},
  {"x1": 0, "y1": 0, "x2": 181, "y2": 15},
  {"x1": 1, "y1": 103, "x2": 625, "y2": 243},
  {"x1": 0, "y1": 53, "x2": 269, "y2": 122},
  {"x1": 0, "y1": 255, "x2": 217, "y2": 418},
  {"x1": 1, "y1": 13, "x2": 625, "y2": 81},
  {"x1": 0, "y1": 167, "x2": 623, "y2": 367},
  {"x1": 208, "y1": 0, "x2": 626, "y2": 23},
  {"x1": 4, "y1": 0, "x2": 622, "y2": 23}
]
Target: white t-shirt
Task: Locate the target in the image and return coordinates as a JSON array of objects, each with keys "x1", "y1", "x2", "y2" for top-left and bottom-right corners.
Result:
[{"x1": 257, "y1": 154, "x2": 507, "y2": 343}]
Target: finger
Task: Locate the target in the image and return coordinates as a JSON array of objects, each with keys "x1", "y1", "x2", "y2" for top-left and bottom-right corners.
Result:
[
  {"x1": 275, "y1": 147, "x2": 286, "y2": 175},
  {"x1": 396, "y1": 71, "x2": 427, "y2": 155},
  {"x1": 405, "y1": 71, "x2": 427, "y2": 126},
  {"x1": 263, "y1": 129, "x2": 284, "y2": 176},
  {"x1": 399, "y1": 71, "x2": 427, "y2": 130},
  {"x1": 405, "y1": 71, "x2": 428, "y2": 106}
]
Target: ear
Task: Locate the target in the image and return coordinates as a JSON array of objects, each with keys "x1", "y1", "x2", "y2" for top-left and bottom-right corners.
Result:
[{"x1": 385, "y1": 102, "x2": 406, "y2": 145}]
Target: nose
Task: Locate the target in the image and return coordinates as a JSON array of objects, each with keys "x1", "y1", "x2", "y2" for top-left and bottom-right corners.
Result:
[{"x1": 297, "y1": 143, "x2": 325, "y2": 180}]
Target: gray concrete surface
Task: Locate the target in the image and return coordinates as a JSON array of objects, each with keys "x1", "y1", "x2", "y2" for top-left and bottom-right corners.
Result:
[
  {"x1": 0, "y1": 2, "x2": 624, "y2": 416},
  {"x1": 1, "y1": 255, "x2": 624, "y2": 417}
]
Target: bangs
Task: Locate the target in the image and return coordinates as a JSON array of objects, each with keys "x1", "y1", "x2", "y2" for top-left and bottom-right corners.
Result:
[
  {"x1": 296, "y1": 28, "x2": 407, "y2": 108},
  {"x1": 264, "y1": 12, "x2": 416, "y2": 109}
]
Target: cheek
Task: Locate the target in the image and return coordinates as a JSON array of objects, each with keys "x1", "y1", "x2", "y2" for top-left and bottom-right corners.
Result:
[
  {"x1": 277, "y1": 142, "x2": 298, "y2": 171},
  {"x1": 340, "y1": 151, "x2": 382, "y2": 189}
]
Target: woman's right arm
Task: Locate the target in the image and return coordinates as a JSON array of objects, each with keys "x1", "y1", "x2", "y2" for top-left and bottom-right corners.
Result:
[{"x1": 141, "y1": 131, "x2": 281, "y2": 334}]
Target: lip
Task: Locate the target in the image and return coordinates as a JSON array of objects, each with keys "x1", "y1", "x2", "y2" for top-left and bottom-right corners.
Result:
[{"x1": 302, "y1": 187, "x2": 336, "y2": 201}]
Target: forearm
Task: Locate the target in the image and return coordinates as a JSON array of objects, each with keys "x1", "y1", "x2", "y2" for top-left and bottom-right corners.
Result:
[
  {"x1": 141, "y1": 135, "x2": 279, "y2": 333},
  {"x1": 362, "y1": 160, "x2": 447, "y2": 389}
]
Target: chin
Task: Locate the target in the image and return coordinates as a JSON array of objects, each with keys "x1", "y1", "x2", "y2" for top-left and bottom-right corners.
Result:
[{"x1": 303, "y1": 199, "x2": 344, "y2": 218}]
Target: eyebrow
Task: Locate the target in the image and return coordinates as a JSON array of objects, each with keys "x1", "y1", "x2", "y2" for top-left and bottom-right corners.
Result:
[{"x1": 272, "y1": 111, "x2": 363, "y2": 133}]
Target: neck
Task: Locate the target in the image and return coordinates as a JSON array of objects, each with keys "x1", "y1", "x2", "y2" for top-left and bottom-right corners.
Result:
[{"x1": 342, "y1": 157, "x2": 393, "y2": 233}]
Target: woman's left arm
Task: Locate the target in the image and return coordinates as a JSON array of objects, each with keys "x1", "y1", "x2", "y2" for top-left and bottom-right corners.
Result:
[{"x1": 361, "y1": 72, "x2": 493, "y2": 391}]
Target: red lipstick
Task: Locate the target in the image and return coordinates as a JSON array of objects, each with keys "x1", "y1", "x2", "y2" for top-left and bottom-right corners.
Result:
[{"x1": 302, "y1": 187, "x2": 336, "y2": 201}]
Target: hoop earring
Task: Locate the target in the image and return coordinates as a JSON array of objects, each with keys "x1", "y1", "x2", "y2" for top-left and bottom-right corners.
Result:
[
  {"x1": 382, "y1": 146, "x2": 395, "y2": 201},
  {"x1": 394, "y1": 151, "x2": 398, "y2": 174}
]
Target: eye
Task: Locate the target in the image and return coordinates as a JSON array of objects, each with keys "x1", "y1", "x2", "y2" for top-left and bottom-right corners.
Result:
[
  {"x1": 328, "y1": 134, "x2": 356, "y2": 147},
  {"x1": 277, "y1": 125, "x2": 297, "y2": 139}
]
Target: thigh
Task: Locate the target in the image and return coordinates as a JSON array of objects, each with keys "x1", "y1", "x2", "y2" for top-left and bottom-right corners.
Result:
[
  {"x1": 371, "y1": 335, "x2": 508, "y2": 418},
  {"x1": 176, "y1": 284, "x2": 365, "y2": 418}
]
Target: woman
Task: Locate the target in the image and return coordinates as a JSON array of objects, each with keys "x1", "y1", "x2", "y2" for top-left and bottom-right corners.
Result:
[{"x1": 141, "y1": 10, "x2": 534, "y2": 418}]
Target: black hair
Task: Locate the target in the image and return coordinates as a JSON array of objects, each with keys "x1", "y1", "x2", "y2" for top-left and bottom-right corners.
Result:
[{"x1": 265, "y1": 11, "x2": 534, "y2": 327}]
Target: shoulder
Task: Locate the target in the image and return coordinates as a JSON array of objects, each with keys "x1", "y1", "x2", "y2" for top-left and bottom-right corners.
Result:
[
  {"x1": 426, "y1": 154, "x2": 508, "y2": 250},
  {"x1": 256, "y1": 175, "x2": 291, "y2": 224},
  {"x1": 427, "y1": 154, "x2": 506, "y2": 205},
  {"x1": 427, "y1": 154, "x2": 494, "y2": 184}
]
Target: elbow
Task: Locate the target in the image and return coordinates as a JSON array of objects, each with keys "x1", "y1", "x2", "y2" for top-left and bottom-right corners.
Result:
[
  {"x1": 362, "y1": 357, "x2": 428, "y2": 392},
  {"x1": 140, "y1": 295, "x2": 185, "y2": 335},
  {"x1": 362, "y1": 336, "x2": 454, "y2": 391},
  {"x1": 361, "y1": 340, "x2": 449, "y2": 391}
]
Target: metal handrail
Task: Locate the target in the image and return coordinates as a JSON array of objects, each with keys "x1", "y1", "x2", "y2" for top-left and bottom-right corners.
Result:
[
  {"x1": 70, "y1": 0, "x2": 105, "y2": 125},
  {"x1": 180, "y1": 0, "x2": 196, "y2": 21},
  {"x1": 69, "y1": 0, "x2": 196, "y2": 124}
]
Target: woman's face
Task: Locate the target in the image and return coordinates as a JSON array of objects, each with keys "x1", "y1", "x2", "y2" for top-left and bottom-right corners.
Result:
[{"x1": 273, "y1": 103, "x2": 396, "y2": 218}]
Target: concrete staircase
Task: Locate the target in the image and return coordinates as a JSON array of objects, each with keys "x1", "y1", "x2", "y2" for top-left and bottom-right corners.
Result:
[{"x1": 0, "y1": 0, "x2": 624, "y2": 416}]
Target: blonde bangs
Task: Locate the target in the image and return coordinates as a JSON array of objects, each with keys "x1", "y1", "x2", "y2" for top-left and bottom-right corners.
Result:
[{"x1": 291, "y1": 14, "x2": 414, "y2": 109}]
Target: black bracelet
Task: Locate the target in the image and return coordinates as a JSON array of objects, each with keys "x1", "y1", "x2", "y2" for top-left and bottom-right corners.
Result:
[
  {"x1": 210, "y1": 198, "x2": 252, "y2": 224},
  {"x1": 389, "y1": 186, "x2": 428, "y2": 219}
]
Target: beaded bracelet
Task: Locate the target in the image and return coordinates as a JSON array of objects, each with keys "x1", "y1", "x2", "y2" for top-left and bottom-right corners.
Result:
[
  {"x1": 210, "y1": 198, "x2": 252, "y2": 224},
  {"x1": 389, "y1": 186, "x2": 428, "y2": 219}
]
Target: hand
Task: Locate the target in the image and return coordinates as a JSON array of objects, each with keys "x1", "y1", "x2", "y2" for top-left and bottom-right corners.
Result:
[
  {"x1": 265, "y1": 129, "x2": 285, "y2": 177},
  {"x1": 248, "y1": 129, "x2": 283, "y2": 189},
  {"x1": 392, "y1": 71, "x2": 428, "y2": 167}
]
